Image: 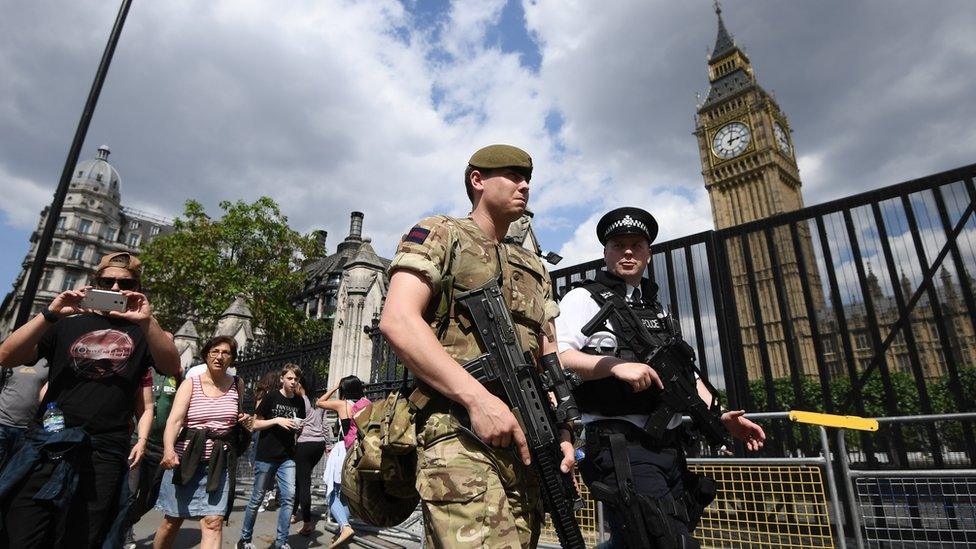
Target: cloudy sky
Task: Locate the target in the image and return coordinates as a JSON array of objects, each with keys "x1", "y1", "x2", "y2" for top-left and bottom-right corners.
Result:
[{"x1": 2, "y1": 0, "x2": 975, "y2": 293}]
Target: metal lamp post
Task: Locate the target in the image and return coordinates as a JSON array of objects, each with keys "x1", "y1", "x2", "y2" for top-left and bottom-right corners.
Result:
[{"x1": 14, "y1": 0, "x2": 133, "y2": 328}]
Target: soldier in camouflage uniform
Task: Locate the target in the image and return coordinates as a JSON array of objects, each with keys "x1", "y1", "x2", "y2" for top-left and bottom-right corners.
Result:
[{"x1": 380, "y1": 144, "x2": 575, "y2": 548}]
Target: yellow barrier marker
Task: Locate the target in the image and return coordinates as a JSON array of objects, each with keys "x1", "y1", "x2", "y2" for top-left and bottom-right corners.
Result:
[{"x1": 789, "y1": 410, "x2": 879, "y2": 431}]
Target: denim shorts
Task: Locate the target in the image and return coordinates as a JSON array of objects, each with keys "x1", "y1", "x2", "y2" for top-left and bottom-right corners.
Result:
[{"x1": 155, "y1": 463, "x2": 229, "y2": 518}]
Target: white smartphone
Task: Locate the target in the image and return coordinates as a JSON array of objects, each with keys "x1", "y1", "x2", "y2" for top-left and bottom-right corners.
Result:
[{"x1": 79, "y1": 289, "x2": 128, "y2": 313}]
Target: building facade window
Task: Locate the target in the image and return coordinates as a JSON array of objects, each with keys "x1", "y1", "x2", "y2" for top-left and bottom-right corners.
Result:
[
  {"x1": 57, "y1": 216, "x2": 66, "y2": 229},
  {"x1": 822, "y1": 338, "x2": 834, "y2": 354},
  {"x1": 150, "y1": 225, "x2": 160, "y2": 236},
  {"x1": 70, "y1": 243, "x2": 86, "y2": 261},
  {"x1": 61, "y1": 273, "x2": 79, "y2": 292},
  {"x1": 77, "y1": 219, "x2": 93, "y2": 234},
  {"x1": 41, "y1": 270, "x2": 53, "y2": 290},
  {"x1": 128, "y1": 233, "x2": 140, "y2": 247},
  {"x1": 129, "y1": 220, "x2": 141, "y2": 230},
  {"x1": 102, "y1": 226, "x2": 117, "y2": 241},
  {"x1": 51, "y1": 241, "x2": 62, "y2": 258}
]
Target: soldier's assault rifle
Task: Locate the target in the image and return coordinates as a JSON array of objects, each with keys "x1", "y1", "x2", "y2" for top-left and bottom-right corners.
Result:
[
  {"x1": 581, "y1": 301, "x2": 729, "y2": 447},
  {"x1": 456, "y1": 279, "x2": 586, "y2": 549}
]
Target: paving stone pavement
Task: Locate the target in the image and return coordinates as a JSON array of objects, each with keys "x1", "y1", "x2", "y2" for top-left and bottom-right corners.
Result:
[{"x1": 131, "y1": 500, "x2": 423, "y2": 548}]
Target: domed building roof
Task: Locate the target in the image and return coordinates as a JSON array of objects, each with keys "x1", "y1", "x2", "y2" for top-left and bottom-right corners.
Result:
[{"x1": 71, "y1": 145, "x2": 121, "y2": 192}]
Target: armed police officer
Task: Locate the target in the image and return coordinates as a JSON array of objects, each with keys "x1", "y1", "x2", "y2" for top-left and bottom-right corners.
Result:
[
  {"x1": 556, "y1": 207, "x2": 766, "y2": 548},
  {"x1": 380, "y1": 145, "x2": 575, "y2": 548}
]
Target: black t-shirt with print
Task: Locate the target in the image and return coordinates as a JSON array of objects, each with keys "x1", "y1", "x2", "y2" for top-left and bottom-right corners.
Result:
[
  {"x1": 255, "y1": 390, "x2": 306, "y2": 462},
  {"x1": 36, "y1": 313, "x2": 153, "y2": 447}
]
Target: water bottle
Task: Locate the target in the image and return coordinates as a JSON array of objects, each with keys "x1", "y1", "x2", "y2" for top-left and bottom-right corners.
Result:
[{"x1": 42, "y1": 402, "x2": 65, "y2": 433}]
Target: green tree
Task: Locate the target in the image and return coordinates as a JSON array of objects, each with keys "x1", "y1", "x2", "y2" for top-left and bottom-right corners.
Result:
[
  {"x1": 749, "y1": 369, "x2": 976, "y2": 456},
  {"x1": 928, "y1": 367, "x2": 975, "y2": 451},
  {"x1": 747, "y1": 375, "x2": 824, "y2": 454},
  {"x1": 141, "y1": 197, "x2": 327, "y2": 341},
  {"x1": 747, "y1": 375, "x2": 823, "y2": 413}
]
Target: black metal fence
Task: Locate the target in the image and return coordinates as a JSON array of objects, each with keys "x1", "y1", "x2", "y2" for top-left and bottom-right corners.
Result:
[
  {"x1": 318, "y1": 163, "x2": 976, "y2": 470},
  {"x1": 363, "y1": 316, "x2": 410, "y2": 400},
  {"x1": 550, "y1": 163, "x2": 976, "y2": 467},
  {"x1": 234, "y1": 336, "x2": 332, "y2": 410}
]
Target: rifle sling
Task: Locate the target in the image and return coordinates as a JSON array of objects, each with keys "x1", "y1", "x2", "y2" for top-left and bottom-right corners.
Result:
[{"x1": 608, "y1": 432, "x2": 635, "y2": 505}]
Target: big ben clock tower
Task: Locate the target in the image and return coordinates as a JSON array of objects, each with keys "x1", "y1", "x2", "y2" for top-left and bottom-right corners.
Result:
[
  {"x1": 695, "y1": 3, "x2": 822, "y2": 379},
  {"x1": 695, "y1": 2, "x2": 803, "y2": 228}
]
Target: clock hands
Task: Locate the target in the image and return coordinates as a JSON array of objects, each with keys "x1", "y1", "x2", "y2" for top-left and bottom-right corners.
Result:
[{"x1": 713, "y1": 122, "x2": 750, "y2": 158}]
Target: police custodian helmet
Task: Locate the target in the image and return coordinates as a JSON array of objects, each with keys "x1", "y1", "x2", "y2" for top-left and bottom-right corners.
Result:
[{"x1": 596, "y1": 207, "x2": 659, "y2": 245}]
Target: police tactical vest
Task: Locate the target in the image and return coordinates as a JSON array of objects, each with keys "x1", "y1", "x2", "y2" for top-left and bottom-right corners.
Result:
[{"x1": 572, "y1": 281, "x2": 691, "y2": 417}]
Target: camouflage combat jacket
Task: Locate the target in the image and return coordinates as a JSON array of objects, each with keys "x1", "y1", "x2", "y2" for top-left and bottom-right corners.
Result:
[{"x1": 389, "y1": 215, "x2": 559, "y2": 364}]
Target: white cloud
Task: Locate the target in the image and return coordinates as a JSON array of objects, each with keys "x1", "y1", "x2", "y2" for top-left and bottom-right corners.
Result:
[
  {"x1": 1, "y1": 0, "x2": 975, "y2": 293},
  {"x1": 0, "y1": 165, "x2": 49, "y2": 229},
  {"x1": 555, "y1": 185, "x2": 713, "y2": 267},
  {"x1": 0, "y1": 0, "x2": 569, "y2": 261}
]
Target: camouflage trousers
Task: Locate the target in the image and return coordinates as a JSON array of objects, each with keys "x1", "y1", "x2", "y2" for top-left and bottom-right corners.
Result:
[{"x1": 416, "y1": 411, "x2": 542, "y2": 549}]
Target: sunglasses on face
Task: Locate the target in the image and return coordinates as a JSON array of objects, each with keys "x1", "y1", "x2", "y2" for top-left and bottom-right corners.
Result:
[{"x1": 94, "y1": 276, "x2": 140, "y2": 291}]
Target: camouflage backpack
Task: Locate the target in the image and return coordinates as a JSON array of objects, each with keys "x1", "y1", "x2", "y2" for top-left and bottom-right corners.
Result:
[{"x1": 341, "y1": 388, "x2": 420, "y2": 527}]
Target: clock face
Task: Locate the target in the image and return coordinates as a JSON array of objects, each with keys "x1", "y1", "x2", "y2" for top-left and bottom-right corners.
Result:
[
  {"x1": 712, "y1": 121, "x2": 751, "y2": 159},
  {"x1": 773, "y1": 122, "x2": 792, "y2": 156}
]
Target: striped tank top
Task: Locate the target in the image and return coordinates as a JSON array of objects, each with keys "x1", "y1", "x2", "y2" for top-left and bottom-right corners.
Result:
[{"x1": 175, "y1": 375, "x2": 239, "y2": 460}]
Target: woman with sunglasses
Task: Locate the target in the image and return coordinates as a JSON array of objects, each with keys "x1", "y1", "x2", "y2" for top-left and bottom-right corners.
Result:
[{"x1": 153, "y1": 336, "x2": 245, "y2": 549}]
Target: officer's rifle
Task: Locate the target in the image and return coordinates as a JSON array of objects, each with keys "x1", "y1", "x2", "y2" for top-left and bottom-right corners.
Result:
[
  {"x1": 581, "y1": 301, "x2": 729, "y2": 447},
  {"x1": 456, "y1": 279, "x2": 586, "y2": 549}
]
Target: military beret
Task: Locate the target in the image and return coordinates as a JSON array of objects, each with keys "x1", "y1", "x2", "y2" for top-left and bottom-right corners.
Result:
[
  {"x1": 468, "y1": 144, "x2": 533, "y2": 179},
  {"x1": 596, "y1": 207, "x2": 659, "y2": 245}
]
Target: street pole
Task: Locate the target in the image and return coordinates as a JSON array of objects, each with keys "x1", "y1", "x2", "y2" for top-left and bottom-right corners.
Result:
[{"x1": 14, "y1": 0, "x2": 133, "y2": 329}]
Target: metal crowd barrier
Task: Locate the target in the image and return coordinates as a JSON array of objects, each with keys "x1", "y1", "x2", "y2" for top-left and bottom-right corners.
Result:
[
  {"x1": 691, "y1": 458, "x2": 836, "y2": 548},
  {"x1": 538, "y1": 454, "x2": 839, "y2": 549},
  {"x1": 837, "y1": 412, "x2": 976, "y2": 549},
  {"x1": 850, "y1": 470, "x2": 976, "y2": 547},
  {"x1": 538, "y1": 411, "x2": 844, "y2": 548},
  {"x1": 234, "y1": 411, "x2": 976, "y2": 548}
]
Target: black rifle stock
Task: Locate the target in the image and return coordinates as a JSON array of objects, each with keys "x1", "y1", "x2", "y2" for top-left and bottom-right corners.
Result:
[
  {"x1": 456, "y1": 279, "x2": 586, "y2": 549},
  {"x1": 581, "y1": 301, "x2": 728, "y2": 447}
]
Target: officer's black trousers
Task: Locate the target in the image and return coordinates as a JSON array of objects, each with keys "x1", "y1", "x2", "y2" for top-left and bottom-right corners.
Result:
[{"x1": 581, "y1": 435, "x2": 693, "y2": 548}]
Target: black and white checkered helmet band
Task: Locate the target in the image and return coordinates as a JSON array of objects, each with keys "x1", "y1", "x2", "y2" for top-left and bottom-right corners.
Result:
[{"x1": 604, "y1": 215, "x2": 649, "y2": 239}]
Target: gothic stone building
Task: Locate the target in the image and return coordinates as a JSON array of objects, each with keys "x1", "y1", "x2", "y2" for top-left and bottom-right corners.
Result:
[
  {"x1": 296, "y1": 212, "x2": 390, "y2": 390},
  {"x1": 819, "y1": 267, "x2": 976, "y2": 380},
  {"x1": 0, "y1": 146, "x2": 173, "y2": 338},
  {"x1": 295, "y1": 210, "x2": 544, "y2": 389}
]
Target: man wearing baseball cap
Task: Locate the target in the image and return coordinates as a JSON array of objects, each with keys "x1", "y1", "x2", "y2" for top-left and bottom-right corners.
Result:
[
  {"x1": 379, "y1": 145, "x2": 574, "y2": 547},
  {"x1": 555, "y1": 207, "x2": 766, "y2": 548},
  {"x1": 0, "y1": 252, "x2": 180, "y2": 547}
]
